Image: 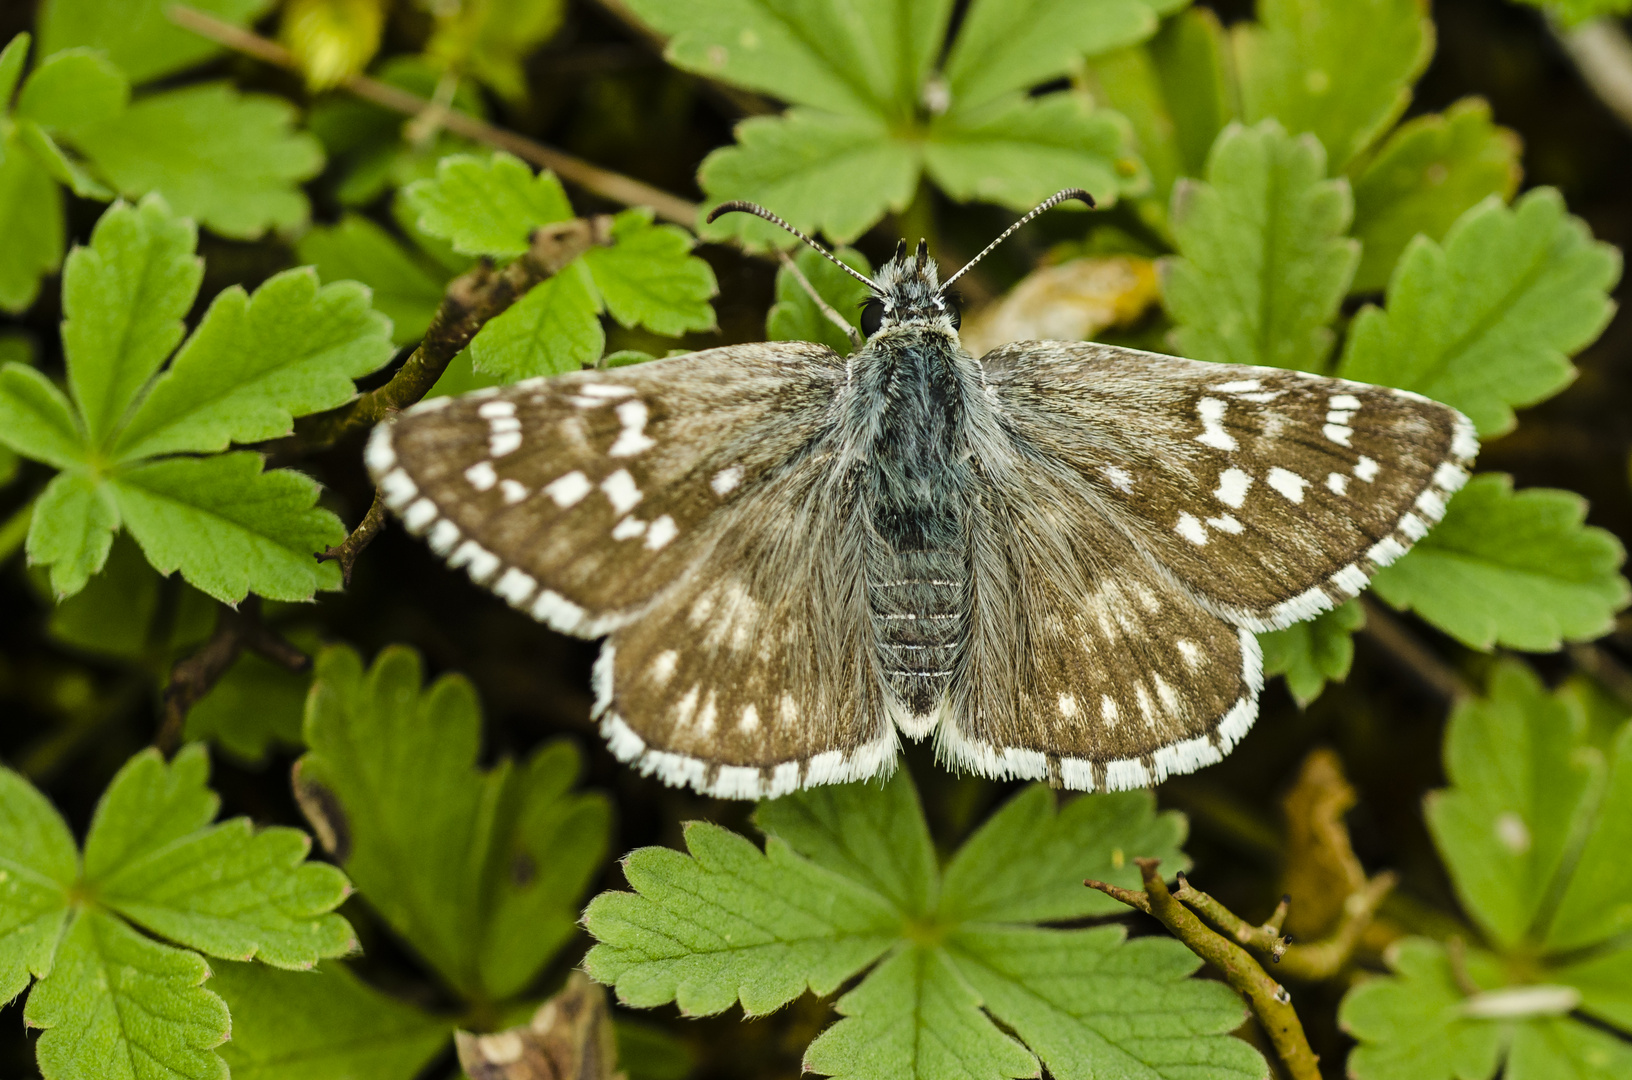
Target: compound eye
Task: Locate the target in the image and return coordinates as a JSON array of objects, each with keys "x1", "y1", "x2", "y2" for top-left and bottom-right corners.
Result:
[
  {"x1": 944, "y1": 295, "x2": 961, "y2": 330},
  {"x1": 860, "y1": 299, "x2": 885, "y2": 337}
]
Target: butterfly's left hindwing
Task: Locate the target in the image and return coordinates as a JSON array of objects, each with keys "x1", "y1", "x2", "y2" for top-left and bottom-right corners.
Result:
[
  {"x1": 368, "y1": 342, "x2": 843, "y2": 635},
  {"x1": 980, "y1": 342, "x2": 1478, "y2": 630}
]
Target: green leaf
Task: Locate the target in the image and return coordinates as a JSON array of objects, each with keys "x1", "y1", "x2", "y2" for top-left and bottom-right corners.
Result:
[
  {"x1": 211, "y1": 961, "x2": 451, "y2": 1080},
  {"x1": 112, "y1": 268, "x2": 394, "y2": 460},
  {"x1": 110, "y1": 452, "x2": 345, "y2": 604},
  {"x1": 1517, "y1": 0, "x2": 1632, "y2": 27},
  {"x1": 1162, "y1": 120, "x2": 1358, "y2": 371},
  {"x1": 619, "y1": 0, "x2": 952, "y2": 119},
  {"x1": 38, "y1": 0, "x2": 276, "y2": 85},
  {"x1": 803, "y1": 944, "x2": 1038, "y2": 1080},
  {"x1": 27, "y1": 471, "x2": 119, "y2": 599},
  {"x1": 15, "y1": 48, "x2": 129, "y2": 131},
  {"x1": 1371, "y1": 474, "x2": 1629, "y2": 652},
  {"x1": 0, "y1": 363, "x2": 86, "y2": 469},
  {"x1": 588, "y1": 771, "x2": 1261, "y2": 1079},
  {"x1": 924, "y1": 94, "x2": 1136, "y2": 215},
  {"x1": 296, "y1": 214, "x2": 448, "y2": 346},
  {"x1": 0, "y1": 127, "x2": 67, "y2": 314},
  {"x1": 69, "y1": 83, "x2": 324, "y2": 239},
  {"x1": 25, "y1": 906, "x2": 232, "y2": 1080},
  {"x1": 581, "y1": 209, "x2": 718, "y2": 337},
  {"x1": 952, "y1": 928, "x2": 1265, "y2": 1080},
  {"x1": 1259, "y1": 599, "x2": 1364, "y2": 706},
  {"x1": 1425, "y1": 664, "x2": 1598, "y2": 950},
  {"x1": 402, "y1": 152, "x2": 573, "y2": 258},
  {"x1": 937, "y1": 786, "x2": 1185, "y2": 924},
  {"x1": 78, "y1": 746, "x2": 354, "y2": 968},
  {"x1": 1340, "y1": 938, "x2": 1506, "y2": 1080},
  {"x1": 1348, "y1": 98, "x2": 1521, "y2": 294},
  {"x1": 469, "y1": 259, "x2": 604, "y2": 380},
  {"x1": 61, "y1": 197, "x2": 202, "y2": 451},
  {"x1": 767, "y1": 245, "x2": 872, "y2": 355},
  {"x1": 294, "y1": 644, "x2": 611, "y2": 1002},
  {"x1": 16, "y1": 119, "x2": 114, "y2": 199},
  {"x1": 1336, "y1": 188, "x2": 1620, "y2": 437},
  {"x1": 0, "y1": 764, "x2": 76, "y2": 1003},
  {"x1": 1233, "y1": 0, "x2": 1433, "y2": 172},
  {"x1": 941, "y1": 0, "x2": 1162, "y2": 112},
  {"x1": 0, "y1": 32, "x2": 30, "y2": 105},
  {"x1": 754, "y1": 769, "x2": 937, "y2": 916},
  {"x1": 585, "y1": 821, "x2": 901, "y2": 1017},
  {"x1": 699, "y1": 109, "x2": 919, "y2": 250},
  {"x1": 1544, "y1": 721, "x2": 1632, "y2": 952}
]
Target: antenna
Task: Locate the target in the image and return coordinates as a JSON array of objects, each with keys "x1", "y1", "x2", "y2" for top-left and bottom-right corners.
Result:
[
  {"x1": 707, "y1": 201, "x2": 880, "y2": 293},
  {"x1": 937, "y1": 188, "x2": 1096, "y2": 295}
]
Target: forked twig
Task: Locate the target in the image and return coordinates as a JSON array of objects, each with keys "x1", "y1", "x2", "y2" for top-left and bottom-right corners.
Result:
[
  {"x1": 316, "y1": 490, "x2": 386, "y2": 586},
  {"x1": 1087, "y1": 859, "x2": 1322, "y2": 1080}
]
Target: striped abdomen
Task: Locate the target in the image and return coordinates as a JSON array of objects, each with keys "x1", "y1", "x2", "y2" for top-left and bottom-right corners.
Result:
[{"x1": 873, "y1": 547, "x2": 964, "y2": 719}]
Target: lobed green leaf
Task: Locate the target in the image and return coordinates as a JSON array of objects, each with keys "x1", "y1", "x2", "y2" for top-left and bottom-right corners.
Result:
[
  {"x1": 38, "y1": 0, "x2": 275, "y2": 85},
  {"x1": 1337, "y1": 188, "x2": 1620, "y2": 437},
  {"x1": 110, "y1": 452, "x2": 345, "y2": 604},
  {"x1": 113, "y1": 268, "x2": 394, "y2": 461},
  {"x1": 1259, "y1": 599, "x2": 1364, "y2": 707},
  {"x1": 69, "y1": 84, "x2": 324, "y2": 239},
  {"x1": 296, "y1": 214, "x2": 448, "y2": 346},
  {"x1": 469, "y1": 259, "x2": 604, "y2": 379},
  {"x1": 1371, "y1": 474, "x2": 1629, "y2": 652},
  {"x1": 0, "y1": 765, "x2": 77, "y2": 1003},
  {"x1": 60, "y1": 196, "x2": 201, "y2": 451},
  {"x1": 295, "y1": 645, "x2": 611, "y2": 1002},
  {"x1": 1544, "y1": 720, "x2": 1632, "y2": 952},
  {"x1": 767, "y1": 245, "x2": 872, "y2": 355},
  {"x1": 0, "y1": 127, "x2": 65, "y2": 313},
  {"x1": 1234, "y1": 0, "x2": 1433, "y2": 172},
  {"x1": 25, "y1": 907, "x2": 231, "y2": 1080},
  {"x1": 1163, "y1": 120, "x2": 1358, "y2": 372},
  {"x1": 15, "y1": 48, "x2": 128, "y2": 132},
  {"x1": 402, "y1": 151, "x2": 573, "y2": 257},
  {"x1": 25, "y1": 471, "x2": 118, "y2": 598},
  {"x1": 1348, "y1": 98, "x2": 1521, "y2": 294},
  {"x1": 0, "y1": 363, "x2": 86, "y2": 470},
  {"x1": 581, "y1": 208, "x2": 718, "y2": 337}
]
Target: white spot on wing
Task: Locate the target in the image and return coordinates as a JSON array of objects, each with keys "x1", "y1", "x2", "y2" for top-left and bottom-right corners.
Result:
[
  {"x1": 650, "y1": 650, "x2": 678, "y2": 685},
  {"x1": 1058, "y1": 693, "x2": 1078, "y2": 718},
  {"x1": 464, "y1": 461, "x2": 497, "y2": 491},
  {"x1": 489, "y1": 429, "x2": 523, "y2": 457},
  {"x1": 1323, "y1": 423, "x2": 1354, "y2": 446},
  {"x1": 494, "y1": 567, "x2": 536, "y2": 606},
  {"x1": 427, "y1": 518, "x2": 460, "y2": 555},
  {"x1": 544, "y1": 470, "x2": 592, "y2": 508},
  {"x1": 739, "y1": 704, "x2": 759, "y2": 734},
  {"x1": 499, "y1": 479, "x2": 529, "y2": 504},
  {"x1": 1195, "y1": 397, "x2": 1237, "y2": 451},
  {"x1": 645, "y1": 514, "x2": 678, "y2": 550},
  {"x1": 1206, "y1": 515, "x2": 1244, "y2": 534},
  {"x1": 602, "y1": 469, "x2": 642, "y2": 513},
  {"x1": 1215, "y1": 468, "x2": 1253, "y2": 508},
  {"x1": 611, "y1": 516, "x2": 646, "y2": 540},
  {"x1": 403, "y1": 497, "x2": 437, "y2": 532},
  {"x1": 1101, "y1": 465, "x2": 1134, "y2": 493},
  {"x1": 609, "y1": 400, "x2": 656, "y2": 457},
  {"x1": 1354, "y1": 456, "x2": 1379, "y2": 482},
  {"x1": 1214, "y1": 379, "x2": 1261, "y2": 393},
  {"x1": 711, "y1": 465, "x2": 743, "y2": 496},
  {"x1": 1175, "y1": 512, "x2": 1209, "y2": 546},
  {"x1": 1330, "y1": 394, "x2": 1362, "y2": 410},
  {"x1": 478, "y1": 400, "x2": 516, "y2": 419},
  {"x1": 581, "y1": 383, "x2": 635, "y2": 399},
  {"x1": 1327, "y1": 472, "x2": 1349, "y2": 495},
  {"x1": 1267, "y1": 467, "x2": 1307, "y2": 503},
  {"x1": 1175, "y1": 639, "x2": 1202, "y2": 669},
  {"x1": 1100, "y1": 695, "x2": 1119, "y2": 727}
]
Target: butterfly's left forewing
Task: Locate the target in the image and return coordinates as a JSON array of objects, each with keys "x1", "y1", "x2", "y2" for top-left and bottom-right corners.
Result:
[{"x1": 369, "y1": 341, "x2": 843, "y2": 635}]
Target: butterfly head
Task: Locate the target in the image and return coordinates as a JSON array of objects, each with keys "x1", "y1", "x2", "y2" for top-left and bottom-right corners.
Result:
[
  {"x1": 706, "y1": 188, "x2": 1096, "y2": 343},
  {"x1": 861, "y1": 239, "x2": 959, "y2": 338}
]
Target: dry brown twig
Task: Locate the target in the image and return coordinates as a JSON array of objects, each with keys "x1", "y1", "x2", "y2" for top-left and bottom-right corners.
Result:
[
  {"x1": 155, "y1": 597, "x2": 311, "y2": 756},
  {"x1": 1086, "y1": 859, "x2": 1323, "y2": 1080}
]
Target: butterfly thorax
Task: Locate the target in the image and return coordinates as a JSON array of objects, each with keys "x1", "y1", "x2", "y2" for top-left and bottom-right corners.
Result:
[{"x1": 847, "y1": 309, "x2": 982, "y2": 734}]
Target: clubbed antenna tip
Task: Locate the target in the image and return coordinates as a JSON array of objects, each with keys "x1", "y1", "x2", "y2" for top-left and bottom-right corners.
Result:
[{"x1": 938, "y1": 188, "x2": 1096, "y2": 294}]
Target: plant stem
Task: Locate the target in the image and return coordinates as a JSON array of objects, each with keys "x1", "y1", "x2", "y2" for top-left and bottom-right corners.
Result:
[
  {"x1": 316, "y1": 490, "x2": 386, "y2": 586},
  {"x1": 167, "y1": 5, "x2": 700, "y2": 226},
  {"x1": 0, "y1": 494, "x2": 35, "y2": 565},
  {"x1": 1087, "y1": 859, "x2": 1323, "y2": 1080}
]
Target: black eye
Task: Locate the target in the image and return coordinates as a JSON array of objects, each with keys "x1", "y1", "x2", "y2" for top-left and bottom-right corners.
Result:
[
  {"x1": 944, "y1": 295, "x2": 961, "y2": 330},
  {"x1": 860, "y1": 299, "x2": 885, "y2": 337}
]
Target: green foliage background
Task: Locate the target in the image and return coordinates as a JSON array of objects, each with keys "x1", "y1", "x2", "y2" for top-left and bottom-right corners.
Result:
[{"x1": 3, "y1": 0, "x2": 1632, "y2": 1078}]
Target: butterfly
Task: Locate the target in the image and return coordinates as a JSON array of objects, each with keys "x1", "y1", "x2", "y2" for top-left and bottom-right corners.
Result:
[{"x1": 367, "y1": 189, "x2": 1477, "y2": 800}]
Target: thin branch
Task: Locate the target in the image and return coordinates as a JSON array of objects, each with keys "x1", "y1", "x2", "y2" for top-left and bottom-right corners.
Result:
[
  {"x1": 1568, "y1": 641, "x2": 1632, "y2": 706},
  {"x1": 1174, "y1": 870, "x2": 1397, "y2": 982},
  {"x1": 290, "y1": 215, "x2": 613, "y2": 453},
  {"x1": 316, "y1": 490, "x2": 386, "y2": 586},
  {"x1": 778, "y1": 250, "x2": 863, "y2": 348},
  {"x1": 1553, "y1": 17, "x2": 1632, "y2": 134},
  {"x1": 167, "y1": 5, "x2": 700, "y2": 226},
  {"x1": 155, "y1": 597, "x2": 312, "y2": 755},
  {"x1": 1087, "y1": 860, "x2": 1322, "y2": 1080},
  {"x1": 1359, "y1": 597, "x2": 1472, "y2": 701}
]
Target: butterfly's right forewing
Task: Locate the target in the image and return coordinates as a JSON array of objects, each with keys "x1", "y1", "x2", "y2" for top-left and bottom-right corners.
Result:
[{"x1": 370, "y1": 342, "x2": 842, "y2": 635}]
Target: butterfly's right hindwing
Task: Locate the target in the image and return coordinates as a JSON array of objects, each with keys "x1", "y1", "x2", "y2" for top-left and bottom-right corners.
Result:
[{"x1": 369, "y1": 342, "x2": 842, "y2": 635}]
